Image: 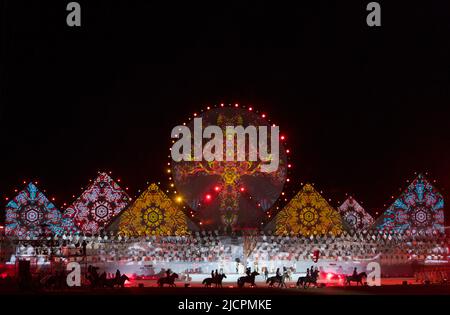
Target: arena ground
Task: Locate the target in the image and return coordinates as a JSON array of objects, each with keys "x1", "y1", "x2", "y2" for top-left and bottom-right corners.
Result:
[
  {"x1": 1, "y1": 276, "x2": 449, "y2": 295},
  {"x1": 0, "y1": 283, "x2": 449, "y2": 295}
]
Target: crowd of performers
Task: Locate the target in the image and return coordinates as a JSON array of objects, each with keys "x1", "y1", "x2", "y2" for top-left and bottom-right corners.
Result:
[
  {"x1": 1, "y1": 230, "x2": 449, "y2": 290},
  {"x1": 5, "y1": 230, "x2": 449, "y2": 266}
]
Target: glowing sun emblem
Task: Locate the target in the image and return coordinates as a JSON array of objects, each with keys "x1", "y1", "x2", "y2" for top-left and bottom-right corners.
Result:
[
  {"x1": 299, "y1": 207, "x2": 319, "y2": 227},
  {"x1": 143, "y1": 207, "x2": 164, "y2": 227}
]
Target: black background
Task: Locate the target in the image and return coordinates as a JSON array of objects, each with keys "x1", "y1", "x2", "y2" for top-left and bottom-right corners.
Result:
[{"x1": 1, "y1": 0, "x2": 450, "y2": 223}]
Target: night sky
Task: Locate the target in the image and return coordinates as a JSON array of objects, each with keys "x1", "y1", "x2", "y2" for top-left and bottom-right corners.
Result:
[{"x1": 1, "y1": 1, "x2": 449, "y2": 223}]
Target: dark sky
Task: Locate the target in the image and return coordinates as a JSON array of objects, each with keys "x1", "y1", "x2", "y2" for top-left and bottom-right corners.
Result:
[{"x1": 1, "y1": 1, "x2": 449, "y2": 222}]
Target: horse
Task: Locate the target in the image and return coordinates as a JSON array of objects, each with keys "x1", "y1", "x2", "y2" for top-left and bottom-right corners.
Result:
[
  {"x1": 114, "y1": 274, "x2": 130, "y2": 288},
  {"x1": 285, "y1": 270, "x2": 292, "y2": 282},
  {"x1": 86, "y1": 266, "x2": 101, "y2": 288},
  {"x1": 237, "y1": 271, "x2": 259, "y2": 288},
  {"x1": 202, "y1": 273, "x2": 227, "y2": 288},
  {"x1": 40, "y1": 273, "x2": 66, "y2": 289},
  {"x1": 266, "y1": 273, "x2": 288, "y2": 288},
  {"x1": 345, "y1": 272, "x2": 367, "y2": 286},
  {"x1": 297, "y1": 270, "x2": 319, "y2": 289},
  {"x1": 102, "y1": 274, "x2": 130, "y2": 288},
  {"x1": 157, "y1": 273, "x2": 179, "y2": 287}
]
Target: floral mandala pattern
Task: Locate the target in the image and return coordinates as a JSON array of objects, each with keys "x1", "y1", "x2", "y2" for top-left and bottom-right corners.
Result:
[
  {"x1": 298, "y1": 207, "x2": 319, "y2": 227},
  {"x1": 117, "y1": 183, "x2": 188, "y2": 236},
  {"x1": 5, "y1": 183, "x2": 63, "y2": 239},
  {"x1": 275, "y1": 184, "x2": 344, "y2": 236},
  {"x1": 375, "y1": 174, "x2": 445, "y2": 233},
  {"x1": 338, "y1": 197, "x2": 374, "y2": 231},
  {"x1": 142, "y1": 207, "x2": 164, "y2": 228},
  {"x1": 62, "y1": 173, "x2": 130, "y2": 235}
]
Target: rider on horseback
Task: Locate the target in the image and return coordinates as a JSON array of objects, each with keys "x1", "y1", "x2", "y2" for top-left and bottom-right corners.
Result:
[{"x1": 276, "y1": 268, "x2": 282, "y2": 281}]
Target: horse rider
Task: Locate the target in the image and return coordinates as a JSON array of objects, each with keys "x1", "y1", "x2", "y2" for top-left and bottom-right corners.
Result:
[
  {"x1": 166, "y1": 268, "x2": 172, "y2": 278},
  {"x1": 115, "y1": 269, "x2": 121, "y2": 280},
  {"x1": 211, "y1": 270, "x2": 215, "y2": 280},
  {"x1": 306, "y1": 268, "x2": 310, "y2": 280},
  {"x1": 246, "y1": 267, "x2": 251, "y2": 277},
  {"x1": 276, "y1": 268, "x2": 282, "y2": 281},
  {"x1": 352, "y1": 267, "x2": 358, "y2": 278},
  {"x1": 214, "y1": 269, "x2": 219, "y2": 281},
  {"x1": 314, "y1": 267, "x2": 319, "y2": 278}
]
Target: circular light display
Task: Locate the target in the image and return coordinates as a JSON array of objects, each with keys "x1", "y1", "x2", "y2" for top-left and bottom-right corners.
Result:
[{"x1": 171, "y1": 106, "x2": 288, "y2": 229}]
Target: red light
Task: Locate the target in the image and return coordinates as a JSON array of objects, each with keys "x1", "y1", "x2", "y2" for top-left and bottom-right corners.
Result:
[
  {"x1": 249, "y1": 107, "x2": 253, "y2": 111},
  {"x1": 280, "y1": 135, "x2": 285, "y2": 140},
  {"x1": 286, "y1": 149, "x2": 290, "y2": 154},
  {"x1": 205, "y1": 194, "x2": 212, "y2": 201},
  {"x1": 235, "y1": 103, "x2": 239, "y2": 107},
  {"x1": 261, "y1": 114, "x2": 266, "y2": 118},
  {"x1": 327, "y1": 273, "x2": 333, "y2": 280},
  {"x1": 214, "y1": 186, "x2": 220, "y2": 192},
  {"x1": 288, "y1": 164, "x2": 292, "y2": 168},
  {"x1": 240, "y1": 187, "x2": 245, "y2": 192}
]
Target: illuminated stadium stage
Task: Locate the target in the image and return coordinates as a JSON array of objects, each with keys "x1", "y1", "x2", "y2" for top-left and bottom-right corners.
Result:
[{"x1": 1, "y1": 172, "x2": 448, "y2": 293}]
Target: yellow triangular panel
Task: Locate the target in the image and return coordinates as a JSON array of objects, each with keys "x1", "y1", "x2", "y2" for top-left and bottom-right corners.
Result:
[
  {"x1": 118, "y1": 183, "x2": 188, "y2": 236},
  {"x1": 275, "y1": 184, "x2": 344, "y2": 236}
]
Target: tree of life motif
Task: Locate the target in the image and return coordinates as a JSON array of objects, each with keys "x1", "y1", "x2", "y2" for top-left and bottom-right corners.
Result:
[{"x1": 172, "y1": 107, "x2": 287, "y2": 229}]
